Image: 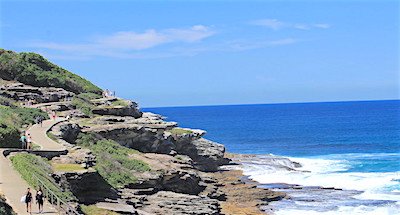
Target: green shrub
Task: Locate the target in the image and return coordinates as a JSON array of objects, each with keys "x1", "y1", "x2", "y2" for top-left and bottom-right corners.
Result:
[
  {"x1": 0, "y1": 121, "x2": 20, "y2": 148},
  {"x1": 76, "y1": 134, "x2": 150, "y2": 188},
  {"x1": 72, "y1": 96, "x2": 95, "y2": 116},
  {"x1": 111, "y1": 99, "x2": 129, "y2": 107},
  {"x1": 0, "y1": 105, "x2": 48, "y2": 148},
  {"x1": 0, "y1": 49, "x2": 101, "y2": 94},
  {"x1": 77, "y1": 93, "x2": 103, "y2": 101},
  {"x1": 0, "y1": 194, "x2": 16, "y2": 215},
  {"x1": 12, "y1": 107, "x2": 49, "y2": 125},
  {"x1": 0, "y1": 96, "x2": 17, "y2": 107},
  {"x1": 10, "y1": 154, "x2": 75, "y2": 201}
]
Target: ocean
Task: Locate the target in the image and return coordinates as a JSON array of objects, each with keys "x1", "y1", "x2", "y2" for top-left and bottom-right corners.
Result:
[{"x1": 144, "y1": 100, "x2": 400, "y2": 215}]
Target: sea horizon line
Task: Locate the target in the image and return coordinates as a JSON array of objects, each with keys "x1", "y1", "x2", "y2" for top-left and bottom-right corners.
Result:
[{"x1": 141, "y1": 98, "x2": 400, "y2": 109}]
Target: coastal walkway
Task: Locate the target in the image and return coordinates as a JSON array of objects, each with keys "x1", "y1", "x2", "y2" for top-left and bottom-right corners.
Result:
[
  {"x1": 31, "y1": 101, "x2": 72, "y2": 109},
  {"x1": 0, "y1": 117, "x2": 67, "y2": 214}
]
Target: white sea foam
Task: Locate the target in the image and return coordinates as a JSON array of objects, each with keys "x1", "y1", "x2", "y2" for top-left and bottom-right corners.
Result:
[
  {"x1": 274, "y1": 205, "x2": 400, "y2": 215},
  {"x1": 239, "y1": 153, "x2": 400, "y2": 215}
]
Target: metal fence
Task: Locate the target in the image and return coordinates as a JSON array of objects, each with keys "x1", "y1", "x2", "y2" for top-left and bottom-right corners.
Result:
[{"x1": 31, "y1": 174, "x2": 81, "y2": 215}]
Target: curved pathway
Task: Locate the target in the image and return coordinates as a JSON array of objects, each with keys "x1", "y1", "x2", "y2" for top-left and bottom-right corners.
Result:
[{"x1": 0, "y1": 117, "x2": 66, "y2": 214}]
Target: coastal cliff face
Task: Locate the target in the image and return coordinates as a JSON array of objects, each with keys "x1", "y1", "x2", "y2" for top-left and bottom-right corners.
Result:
[{"x1": 0, "y1": 49, "x2": 285, "y2": 215}]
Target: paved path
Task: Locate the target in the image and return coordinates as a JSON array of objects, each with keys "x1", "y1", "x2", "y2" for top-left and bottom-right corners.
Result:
[
  {"x1": 0, "y1": 117, "x2": 66, "y2": 214},
  {"x1": 28, "y1": 117, "x2": 67, "y2": 151},
  {"x1": 30, "y1": 101, "x2": 72, "y2": 109}
]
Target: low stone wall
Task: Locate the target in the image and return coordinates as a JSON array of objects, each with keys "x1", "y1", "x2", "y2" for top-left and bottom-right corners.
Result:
[{"x1": 2, "y1": 149, "x2": 68, "y2": 159}]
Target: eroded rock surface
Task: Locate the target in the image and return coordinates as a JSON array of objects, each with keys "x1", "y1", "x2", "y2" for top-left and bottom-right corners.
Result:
[
  {"x1": 0, "y1": 82, "x2": 74, "y2": 103},
  {"x1": 92, "y1": 100, "x2": 142, "y2": 118}
]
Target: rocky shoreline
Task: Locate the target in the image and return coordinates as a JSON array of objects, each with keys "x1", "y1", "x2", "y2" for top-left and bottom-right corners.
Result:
[{"x1": 0, "y1": 50, "x2": 287, "y2": 215}]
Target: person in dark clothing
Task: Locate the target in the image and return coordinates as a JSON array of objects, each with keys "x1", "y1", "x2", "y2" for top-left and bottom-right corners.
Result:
[
  {"x1": 36, "y1": 188, "x2": 44, "y2": 213},
  {"x1": 25, "y1": 188, "x2": 32, "y2": 214}
]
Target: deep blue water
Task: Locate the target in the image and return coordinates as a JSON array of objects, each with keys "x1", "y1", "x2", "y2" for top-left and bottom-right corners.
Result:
[
  {"x1": 144, "y1": 100, "x2": 400, "y2": 214},
  {"x1": 144, "y1": 100, "x2": 400, "y2": 157}
]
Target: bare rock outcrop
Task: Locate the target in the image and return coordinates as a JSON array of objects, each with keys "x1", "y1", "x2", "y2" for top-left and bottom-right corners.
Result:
[
  {"x1": 0, "y1": 82, "x2": 74, "y2": 103},
  {"x1": 136, "y1": 191, "x2": 220, "y2": 215},
  {"x1": 92, "y1": 100, "x2": 142, "y2": 118}
]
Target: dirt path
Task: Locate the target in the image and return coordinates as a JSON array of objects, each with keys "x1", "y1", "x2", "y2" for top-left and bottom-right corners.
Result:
[{"x1": 0, "y1": 117, "x2": 66, "y2": 214}]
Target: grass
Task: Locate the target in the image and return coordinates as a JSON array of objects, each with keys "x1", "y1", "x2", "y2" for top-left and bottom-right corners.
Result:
[
  {"x1": 47, "y1": 132, "x2": 58, "y2": 142},
  {"x1": 31, "y1": 143, "x2": 41, "y2": 150},
  {"x1": 52, "y1": 163, "x2": 86, "y2": 172},
  {"x1": 81, "y1": 205, "x2": 119, "y2": 215},
  {"x1": 76, "y1": 134, "x2": 150, "y2": 188},
  {"x1": 170, "y1": 128, "x2": 193, "y2": 135},
  {"x1": 111, "y1": 99, "x2": 129, "y2": 107},
  {"x1": 10, "y1": 153, "x2": 76, "y2": 202},
  {"x1": 0, "y1": 49, "x2": 102, "y2": 94},
  {"x1": 175, "y1": 155, "x2": 184, "y2": 160}
]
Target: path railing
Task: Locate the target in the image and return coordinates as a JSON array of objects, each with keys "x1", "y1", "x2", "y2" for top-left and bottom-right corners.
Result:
[{"x1": 31, "y1": 174, "x2": 81, "y2": 215}]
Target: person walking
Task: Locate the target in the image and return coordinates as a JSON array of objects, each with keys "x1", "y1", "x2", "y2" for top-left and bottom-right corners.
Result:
[
  {"x1": 20, "y1": 132, "x2": 27, "y2": 149},
  {"x1": 39, "y1": 115, "x2": 44, "y2": 127},
  {"x1": 26, "y1": 133, "x2": 32, "y2": 150},
  {"x1": 36, "y1": 188, "x2": 44, "y2": 214},
  {"x1": 25, "y1": 188, "x2": 32, "y2": 214},
  {"x1": 51, "y1": 111, "x2": 56, "y2": 121}
]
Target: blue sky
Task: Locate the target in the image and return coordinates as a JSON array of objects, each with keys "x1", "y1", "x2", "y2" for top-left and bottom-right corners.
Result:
[{"x1": 1, "y1": 0, "x2": 399, "y2": 107}]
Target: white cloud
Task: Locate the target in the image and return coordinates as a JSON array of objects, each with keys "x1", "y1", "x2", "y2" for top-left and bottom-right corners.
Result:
[
  {"x1": 313, "y1": 23, "x2": 331, "y2": 29},
  {"x1": 95, "y1": 25, "x2": 215, "y2": 50},
  {"x1": 29, "y1": 25, "x2": 215, "y2": 56},
  {"x1": 28, "y1": 25, "x2": 300, "y2": 59},
  {"x1": 250, "y1": 19, "x2": 286, "y2": 30},
  {"x1": 251, "y1": 19, "x2": 330, "y2": 31},
  {"x1": 226, "y1": 38, "x2": 297, "y2": 51}
]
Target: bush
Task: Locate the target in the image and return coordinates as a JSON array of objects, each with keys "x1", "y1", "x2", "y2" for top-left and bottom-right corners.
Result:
[
  {"x1": 10, "y1": 154, "x2": 75, "y2": 202},
  {"x1": 72, "y1": 96, "x2": 95, "y2": 116},
  {"x1": 0, "y1": 121, "x2": 20, "y2": 148},
  {"x1": 0, "y1": 105, "x2": 48, "y2": 148},
  {"x1": 0, "y1": 49, "x2": 102, "y2": 94},
  {"x1": 111, "y1": 99, "x2": 129, "y2": 107},
  {"x1": 0, "y1": 96, "x2": 17, "y2": 107},
  {"x1": 0, "y1": 194, "x2": 16, "y2": 215},
  {"x1": 77, "y1": 93, "x2": 102, "y2": 101},
  {"x1": 76, "y1": 134, "x2": 150, "y2": 188}
]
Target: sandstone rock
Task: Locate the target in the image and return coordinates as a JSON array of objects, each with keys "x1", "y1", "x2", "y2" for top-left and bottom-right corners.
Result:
[
  {"x1": 54, "y1": 171, "x2": 118, "y2": 204},
  {"x1": 92, "y1": 100, "x2": 142, "y2": 118},
  {"x1": 174, "y1": 137, "x2": 230, "y2": 172},
  {"x1": 138, "y1": 191, "x2": 220, "y2": 215},
  {"x1": 95, "y1": 202, "x2": 136, "y2": 214},
  {"x1": 52, "y1": 146, "x2": 96, "y2": 167},
  {"x1": 84, "y1": 124, "x2": 175, "y2": 154},
  {"x1": 52, "y1": 122, "x2": 82, "y2": 144},
  {"x1": 0, "y1": 82, "x2": 74, "y2": 103}
]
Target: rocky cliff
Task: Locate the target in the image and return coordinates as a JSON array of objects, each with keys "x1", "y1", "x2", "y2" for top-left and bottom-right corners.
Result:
[{"x1": 0, "y1": 49, "x2": 285, "y2": 215}]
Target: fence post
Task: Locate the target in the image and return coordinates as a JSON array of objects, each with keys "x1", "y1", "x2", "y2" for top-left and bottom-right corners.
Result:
[{"x1": 57, "y1": 198, "x2": 60, "y2": 215}]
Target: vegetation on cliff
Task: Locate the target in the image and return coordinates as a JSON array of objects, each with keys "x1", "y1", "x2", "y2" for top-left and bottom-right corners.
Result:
[
  {"x1": 72, "y1": 95, "x2": 96, "y2": 116},
  {"x1": 0, "y1": 105, "x2": 48, "y2": 148},
  {"x1": 0, "y1": 194, "x2": 16, "y2": 215},
  {"x1": 81, "y1": 205, "x2": 119, "y2": 215},
  {"x1": 0, "y1": 49, "x2": 101, "y2": 94},
  {"x1": 10, "y1": 153, "x2": 75, "y2": 201},
  {"x1": 76, "y1": 134, "x2": 151, "y2": 188}
]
